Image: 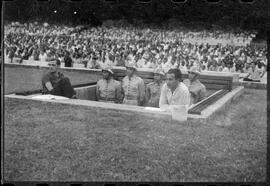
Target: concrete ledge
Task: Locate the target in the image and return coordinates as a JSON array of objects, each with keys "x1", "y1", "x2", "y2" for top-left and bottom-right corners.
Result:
[
  {"x1": 234, "y1": 81, "x2": 267, "y2": 89},
  {"x1": 5, "y1": 86, "x2": 244, "y2": 121},
  {"x1": 202, "y1": 86, "x2": 244, "y2": 118},
  {"x1": 75, "y1": 85, "x2": 97, "y2": 101}
]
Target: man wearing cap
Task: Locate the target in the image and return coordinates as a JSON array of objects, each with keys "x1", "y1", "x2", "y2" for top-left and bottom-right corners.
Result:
[
  {"x1": 183, "y1": 66, "x2": 206, "y2": 105},
  {"x1": 41, "y1": 60, "x2": 77, "y2": 98},
  {"x1": 146, "y1": 68, "x2": 165, "y2": 107},
  {"x1": 159, "y1": 68, "x2": 190, "y2": 110},
  {"x1": 96, "y1": 67, "x2": 122, "y2": 103},
  {"x1": 122, "y1": 62, "x2": 145, "y2": 106}
]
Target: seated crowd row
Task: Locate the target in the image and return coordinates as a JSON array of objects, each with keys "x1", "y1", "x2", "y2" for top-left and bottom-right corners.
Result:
[{"x1": 5, "y1": 22, "x2": 267, "y2": 77}]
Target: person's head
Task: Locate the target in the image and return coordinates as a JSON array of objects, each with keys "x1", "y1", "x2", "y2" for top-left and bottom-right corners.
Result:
[
  {"x1": 126, "y1": 66, "x2": 136, "y2": 77},
  {"x1": 202, "y1": 65, "x2": 206, "y2": 71},
  {"x1": 92, "y1": 55, "x2": 98, "y2": 62},
  {"x1": 65, "y1": 50, "x2": 70, "y2": 56},
  {"x1": 49, "y1": 60, "x2": 60, "y2": 73},
  {"x1": 251, "y1": 61, "x2": 256, "y2": 69},
  {"x1": 188, "y1": 66, "x2": 200, "y2": 81},
  {"x1": 166, "y1": 68, "x2": 182, "y2": 89},
  {"x1": 102, "y1": 67, "x2": 114, "y2": 80},
  {"x1": 125, "y1": 62, "x2": 137, "y2": 77},
  {"x1": 153, "y1": 68, "x2": 165, "y2": 82}
]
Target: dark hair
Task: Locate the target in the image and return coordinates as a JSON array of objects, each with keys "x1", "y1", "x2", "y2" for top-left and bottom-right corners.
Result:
[
  {"x1": 56, "y1": 59, "x2": 61, "y2": 66},
  {"x1": 167, "y1": 68, "x2": 182, "y2": 81}
]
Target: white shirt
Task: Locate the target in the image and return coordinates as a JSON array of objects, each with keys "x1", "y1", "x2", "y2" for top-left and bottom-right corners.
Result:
[{"x1": 159, "y1": 82, "x2": 190, "y2": 109}]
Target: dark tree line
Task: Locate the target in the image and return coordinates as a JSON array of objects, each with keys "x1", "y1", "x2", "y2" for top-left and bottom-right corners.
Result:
[{"x1": 3, "y1": 0, "x2": 269, "y2": 31}]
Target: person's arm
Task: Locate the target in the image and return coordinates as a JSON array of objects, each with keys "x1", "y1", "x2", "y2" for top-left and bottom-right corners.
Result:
[
  {"x1": 95, "y1": 82, "x2": 101, "y2": 101},
  {"x1": 181, "y1": 84, "x2": 191, "y2": 106},
  {"x1": 120, "y1": 79, "x2": 125, "y2": 103},
  {"x1": 115, "y1": 82, "x2": 123, "y2": 104},
  {"x1": 138, "y1": 79, "x2": 146, "y2": 106},
  {"x1": 145, "y1": 86, "x2": 151, "y2": 105},
  {"x1": 70, "y1": 57, "x2": 74, "y2": 67},
  {"x1": 42, "y1": 74, "x2": 54, "y2": 92},
  {"x1": 45, "y1": 82, "x2": 54, "y2": 91},
  {"x1": 159, "y1": 84, "x2": 169, "y2": 110},
  {"x1": 260, "y1": 65, "x2": 266, "y2": 78},
  {"x1": 198, "y1": 87, "x2": 207, "y2": 102},
  {"x1": 245, "y1": 69, "x2": 251, "y2": 78}
]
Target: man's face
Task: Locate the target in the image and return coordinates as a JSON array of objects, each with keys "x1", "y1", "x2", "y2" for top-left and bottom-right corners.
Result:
[
  {"x1": 251, "y1": 63, "x2": 256, "y2": 68},
  {"x1": 126, "y1": 67, "x2": 134, "y2": 77},
  {"x1": 102, "y1": 70, "x2": 110, "y2": 80},
  {"x1": 166, "y1": 73, "x2": 178, "y2": 89},
  {"x1": 49, "y1": 63, "x2": 59, "y2": 73},
  {"x1": 188, "y1": 72, "x2": 196, "y2": 80},
  {"x1": 154, "y1": 73, "x2": 162, "y2": 82}
]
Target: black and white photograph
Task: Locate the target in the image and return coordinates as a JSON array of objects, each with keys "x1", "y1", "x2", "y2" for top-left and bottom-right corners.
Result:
[{"x1": 2, "y1": 0, "x2": 268, "y2": 183}]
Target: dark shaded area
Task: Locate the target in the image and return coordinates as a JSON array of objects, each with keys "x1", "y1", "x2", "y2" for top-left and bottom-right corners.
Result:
[{"x1": 3, "y1": 0, "x2": 268, "y2": 32}]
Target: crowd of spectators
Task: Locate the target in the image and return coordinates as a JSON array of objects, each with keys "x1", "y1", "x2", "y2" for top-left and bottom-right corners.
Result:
[{"x1": 4, "y1": 21, "x2": 267, "y2": 76}]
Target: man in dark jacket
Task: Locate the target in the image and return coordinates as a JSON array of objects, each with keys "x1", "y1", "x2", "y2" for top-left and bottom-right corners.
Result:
[{"x1": 42, "y1": 60, "x2": 77, "y2": 98}]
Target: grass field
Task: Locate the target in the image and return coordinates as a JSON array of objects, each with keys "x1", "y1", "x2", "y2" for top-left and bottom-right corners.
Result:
[{"x1": 4, "y1": 89, "x2": 267, "y2": 182}]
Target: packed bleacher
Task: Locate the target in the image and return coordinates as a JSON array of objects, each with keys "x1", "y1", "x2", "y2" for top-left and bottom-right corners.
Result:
[{"x1": 4, "y1": 21, "x2": 267, "y2": 82}]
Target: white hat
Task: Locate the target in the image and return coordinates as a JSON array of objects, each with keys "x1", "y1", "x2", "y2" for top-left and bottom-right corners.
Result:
[
  {"x1": 154, "y1": 68, "x2": 165, "y2": 76},
  {"x1": 188, "y1": 66, "x2": 201, "y2": 75},
  {"x1": 125, "y1": 61, "x2": 137, "y2": 70},
  {"x1": 102, "y1": 66, "x2": 114, "y2": 75}
]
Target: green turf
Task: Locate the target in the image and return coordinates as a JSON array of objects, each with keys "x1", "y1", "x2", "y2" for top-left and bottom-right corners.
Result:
[{"x1": 4, "y1": 89, "x2": 267, "y2": 181}]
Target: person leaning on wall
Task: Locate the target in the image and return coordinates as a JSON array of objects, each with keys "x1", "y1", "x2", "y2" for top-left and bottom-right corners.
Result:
[
  {"x1": 41, "y1": 59, "x2": 77, "y2": 99},
  {"x1": 159, "y1": 68, "x2": 190, "y2": 110}
]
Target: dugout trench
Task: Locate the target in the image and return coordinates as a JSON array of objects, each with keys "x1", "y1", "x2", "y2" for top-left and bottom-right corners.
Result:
[{"x1": 4, "y1": 63, "x2": 244, "y2": 120}]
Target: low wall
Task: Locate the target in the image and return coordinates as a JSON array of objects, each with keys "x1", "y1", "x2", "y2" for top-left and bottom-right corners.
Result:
[
  {"x1": 4, "y1": 63, "x2": 238, "y2": 94},
  {"x1": 4, "y1": 63, "x2": 102, "y2": 94},
  {"x1": 75, "y1": 85, "x2": 97, "y2": 101},
  {"x1": 235, "y1": 81, "x2": 267, "y2": 89},
  {"x1": 5, "y1": 86, "x2": 245, "y2": 121}
]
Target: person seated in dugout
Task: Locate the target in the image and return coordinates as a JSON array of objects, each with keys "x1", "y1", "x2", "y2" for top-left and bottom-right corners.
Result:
[
  {"x1": 121, "y1": 62, "x2": 145, "y2": 106},
  {"x1": 145, "y1": 68, "x2": 166, "y2": 108},
  {"x1": 96, "y1": 67, "x2": 122, "y2": 103},
  {"x1": 183, "y1": 66, "x2": 207, "y2": 105},
  {"x1": 41, "y1": 60, "x2": 77, "y2": 98},
  {"x1": 159, "y1": 68, "x2": 190, "y2": 110},
  {"x1": 243, "y1": 61, "x2": 264, "y2": 82}
]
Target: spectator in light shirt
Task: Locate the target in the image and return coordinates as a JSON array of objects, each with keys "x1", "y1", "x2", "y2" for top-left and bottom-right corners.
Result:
[
  {"x1": 159, "y1": 68, "x2": 190, "y2": 110},
  {"x1": 243, "y1": 61, "x2": 263, "y2": 82}
]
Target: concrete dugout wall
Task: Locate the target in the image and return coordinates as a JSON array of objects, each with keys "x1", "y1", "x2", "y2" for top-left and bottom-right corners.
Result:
[
  {"x1": 4, "y1": 63, "x2": 237, "y2": 94},
  {"x1": 4, "y1": 64, "x2": 102, "y2": 94}
]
